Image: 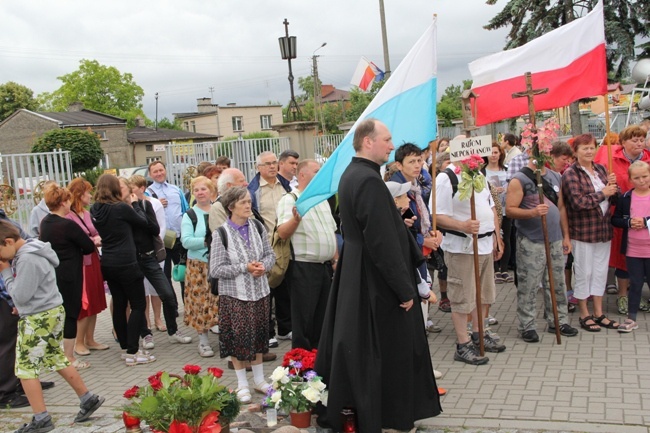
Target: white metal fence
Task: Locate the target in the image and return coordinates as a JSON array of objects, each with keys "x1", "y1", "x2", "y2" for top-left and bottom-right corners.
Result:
[
  {"x1": 164, "y1": 138, "x2": 291, "y2": 190},
  {"x1": 314, "y1": 134, "x2": 345, "y2": 162},
  {"x1": 0, "y1": 149, "x2": 73, "y2": 230}
]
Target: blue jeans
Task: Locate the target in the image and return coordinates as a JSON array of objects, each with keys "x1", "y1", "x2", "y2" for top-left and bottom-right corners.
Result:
[
  {"x1": 138, "y1": 254, "x2": 179, "y2": 336},
  {"x1": 103, "y1": 263, "x2": 146, "y2": 354}
]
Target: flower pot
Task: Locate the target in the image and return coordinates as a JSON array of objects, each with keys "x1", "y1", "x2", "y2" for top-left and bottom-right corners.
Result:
[
  {"x1": 289, "y1": 411, "x2": 312, "y2": 428},
  {"x1": 122, "y1": 412, "x2": 142, "y2": 433}
]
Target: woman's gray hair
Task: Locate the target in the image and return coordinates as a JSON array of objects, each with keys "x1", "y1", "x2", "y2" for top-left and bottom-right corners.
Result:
[{"x1": 220, "y1": 185, "x2": 250, "y2": 217}]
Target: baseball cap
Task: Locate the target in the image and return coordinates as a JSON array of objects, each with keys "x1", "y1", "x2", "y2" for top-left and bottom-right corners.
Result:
[{"x1": 385, "y1": 181, "x2": 411, "y2": 198}]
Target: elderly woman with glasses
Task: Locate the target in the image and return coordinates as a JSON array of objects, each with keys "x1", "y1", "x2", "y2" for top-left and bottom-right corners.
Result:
[
  {"x1": 595, "y1": 125, "x2": 650, "y2": 315},
  {"x1": 210, "y1": 186, "x2": 275, "y2": 404}
]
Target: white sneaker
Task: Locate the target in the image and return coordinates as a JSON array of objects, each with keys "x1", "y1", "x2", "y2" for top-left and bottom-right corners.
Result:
[
  {"x1": 487, "y1": 315, "x2": 499, "y2": 326},
  {"x1": 169, "y1": 331, "x2": 192, "y2": 344},
  {"x1": 142, "y1": 334, "x2": 155, "y2": 350},
  {"x1": 269, "y1": 338, "x2": 279, "y2": 348},
  {"x1": 434, "y1": 369, "x2": 443, "y2": 380},
  {"x1": 125, "y1": 350, "x2": 156, "y2": 366},
  {"x1": 198, "y1": 343, "x2": 214, "y2": 357},
  {"x1": 277, "y1": 332, "x2": 292, "y2": 340},
  {"x1": 209, "y1": 325, "x2": 220, "y2": 334}
]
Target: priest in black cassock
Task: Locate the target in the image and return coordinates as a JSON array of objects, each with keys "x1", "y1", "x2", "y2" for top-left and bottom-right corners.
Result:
[{"x1": 315, "y1": 118, "x2": 441, "y2": 432}]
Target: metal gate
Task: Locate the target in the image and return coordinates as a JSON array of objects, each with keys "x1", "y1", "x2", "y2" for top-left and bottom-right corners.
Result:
[
  {"x1": 0, "y1": 149, "x2": 73, "y2": 230},
  {"x1": 164, "y1": 138, "x2": 290, "y2": 191}
]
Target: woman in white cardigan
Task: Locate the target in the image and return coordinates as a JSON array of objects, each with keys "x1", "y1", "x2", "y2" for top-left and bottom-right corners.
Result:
[{"x1": 211, "y1": 186, "x2": 276, "y2": 404}]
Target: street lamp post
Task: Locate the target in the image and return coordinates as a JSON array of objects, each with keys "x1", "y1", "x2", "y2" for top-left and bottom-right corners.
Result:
[{"x1": 279, "y1": 18, "x2": 300, "y2": 121}]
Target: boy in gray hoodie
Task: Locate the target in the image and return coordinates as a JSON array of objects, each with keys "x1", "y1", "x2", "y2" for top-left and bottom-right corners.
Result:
[{"x1": 0, "y1": 220, "x2": 104, "y2": 433}]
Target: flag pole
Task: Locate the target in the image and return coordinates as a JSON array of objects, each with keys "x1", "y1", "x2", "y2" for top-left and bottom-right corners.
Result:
[
  {"x1": 461, "y1": 98, "x2": 484, "y2": 356},
  {"x1": 512, "y1": 72, "x2": 561, "y2": 344},
  {"x1": 430, "y1": 140, "x2": 438, "y2": 231},
  {"x1": 603, "y1": 94, "x2": 613, "y2": 173}
]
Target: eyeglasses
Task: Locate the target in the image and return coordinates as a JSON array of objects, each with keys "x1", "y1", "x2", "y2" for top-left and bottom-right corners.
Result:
[{"x1": 258, "y1": 161, "x2": 278, "y2": 167}]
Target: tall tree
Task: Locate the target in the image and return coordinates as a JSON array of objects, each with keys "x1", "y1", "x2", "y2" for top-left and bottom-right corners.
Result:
[
  {"x1": 484, "y1": 0, "x2": 650, "y2": 80},
  {"x1": 0, "y1": 81, "x2": 38, "y2": 121},
  {"x1": 38, "y1": 59, "x2": 146, "y2": 127},
  {"x1": 437, "y1": 80, "x2": 473, "y2": 127}
]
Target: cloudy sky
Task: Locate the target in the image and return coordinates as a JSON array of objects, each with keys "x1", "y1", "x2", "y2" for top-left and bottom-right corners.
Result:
[{"x1": 0, "y1": 0, "x2": 509, "y2": 121}]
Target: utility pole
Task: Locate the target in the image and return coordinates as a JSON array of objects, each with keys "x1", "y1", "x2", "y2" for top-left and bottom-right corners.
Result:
[
  {"x1": 155, "y1": 92, "x2": 159, "y2": 131},
  {"x1": 209, "y1": 86, "x2": 215, "y2": 103},
  {"x1": 312, "y1": 42, "x2": 327, "y2": 134},
  {"x1": 379, "y1": 0, "x2": 391, "y2": 79}
]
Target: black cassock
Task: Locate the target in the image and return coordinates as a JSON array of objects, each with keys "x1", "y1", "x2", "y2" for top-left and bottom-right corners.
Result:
[{"x1": 316, "y1": 157, "x2": 441, "y2": 432}]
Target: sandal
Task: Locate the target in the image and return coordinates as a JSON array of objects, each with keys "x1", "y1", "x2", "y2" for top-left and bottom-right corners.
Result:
[
  {"x1": 606, "y1": 284, "x2": 618, "y2": 295},
  {"x1": 438, "y1": 298, "x2": 451, "y2": 313},
  {"x1": 593, "y1": 315, "x2": 619, "y2": 329},
  {"x1": 618, "y1": 319, "x2": 638, "y2": 333},
  {"x1": 253, "y1": 381, "x2": 271, "y2": 395},
  {"x1": 74, "y1": 346, "x2": 90, "y2": 356},
  {"x1": 567, "y1": 303, "x2": 576, "y2": 313},
  {"x1": 578, "y1": 316, "x2": 601, "y2": 332},
  {"x1": 87, "y1": 343, "x2": 109, "y2": 351},
  {"x1": 72, "y1": 359, "x2": 91, "y2": 370},
  {"x1": 236, "y1": 386, "x2": 251, "y2": 404}
]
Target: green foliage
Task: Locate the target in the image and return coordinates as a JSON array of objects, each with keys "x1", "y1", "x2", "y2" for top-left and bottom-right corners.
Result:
[
  {"x1": 347, "y1": 80, "x2": 386, "y2": 122},
  {"x1": 436, "y1": 80, "x2": 473, "y2": 127},
  {"x1": 145, "y1": 117, "x2": 182, "y2": 130},
  {"x1": 81, "y1": 166, "x2": 104, "y2": 187},
  {"x1": 484, "y1": 0, "x2": 650, "y2": 79},
  {"x1": 0, "y1": 81, "x2": 38, "y2": 121},
  {"x1": 31, "y1": 128, "x2": 104, "y2": 172},
  {"x1": 321, "y1": 103, "x2": 344, "y2": 134},
  {"x1": 37, "y1": 59, "x2": 146, "y2": 127},
  {"x1": 297, "y1": 75, "x2": 322, "y2": 102}
]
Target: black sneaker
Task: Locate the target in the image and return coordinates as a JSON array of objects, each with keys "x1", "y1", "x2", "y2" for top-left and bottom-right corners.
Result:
[
  {"x1": 548, "y1": 324, "x2": 579, "y2": 337},
  {"x1": 521, "y1": 330, "x2": 539, "y2": 343},
  {"x1": 74, "y1": 394, "x2": 105, "y2": 423},
  {"x1": 454, "y1": 341, "x2": 489, "y2": 365},
  {"x1": 15, "y1": 415, "x2": 54, "y2": 433},
  {"x1": 473, "y1": 332, "x2": 506, "y2": 353},
  {"x1": 0, "y1": 393, "x2": 30, "y2": 409}
]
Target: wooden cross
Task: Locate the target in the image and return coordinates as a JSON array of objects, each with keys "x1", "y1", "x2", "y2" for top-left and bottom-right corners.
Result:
[{"x1": 512, "y1": 72, "x2": 548, "y2": 128}]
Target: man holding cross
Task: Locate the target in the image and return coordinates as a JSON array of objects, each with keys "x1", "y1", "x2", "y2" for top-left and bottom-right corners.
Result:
[{"x1": 506, "y1": 158, "x2": 578, "y2": 342}]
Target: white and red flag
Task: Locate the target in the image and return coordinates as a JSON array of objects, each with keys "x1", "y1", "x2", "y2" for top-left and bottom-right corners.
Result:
[
  {"x1": 351, "y1": 57, "x2": 385, "y2": 91},
  {"x1": 469, "y1": 0, "x2": 607, "y2": 126}
]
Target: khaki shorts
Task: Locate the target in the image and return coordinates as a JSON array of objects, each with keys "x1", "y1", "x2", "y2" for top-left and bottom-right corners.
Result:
[
  {"x1": 16, "y1": 306, "x2": 70, "y2": 379},
  {"x1": 446, "y1": 252, "x2": 496, "y2": 314}
]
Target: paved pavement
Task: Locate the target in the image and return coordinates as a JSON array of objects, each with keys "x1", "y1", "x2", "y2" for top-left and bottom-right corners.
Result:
[{"x1": 2, "y1": 278, "x2": 650, "y2": 433}]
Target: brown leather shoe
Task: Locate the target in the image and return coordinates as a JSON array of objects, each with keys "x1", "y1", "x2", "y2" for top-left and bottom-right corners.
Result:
[{"x1": 263, "y1": 352, "x2": 277, "y2": 362}]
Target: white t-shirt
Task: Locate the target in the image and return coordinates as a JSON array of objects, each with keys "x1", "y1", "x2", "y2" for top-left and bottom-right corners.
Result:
[{"x1": 433, "y1": 163, "x2": 495, "y2": 255}]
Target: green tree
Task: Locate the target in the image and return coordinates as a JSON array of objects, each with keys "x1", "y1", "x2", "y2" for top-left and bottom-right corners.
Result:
[
  {"x1": 31, "y1": 128, "x2": 104, "y2": 173},
  {"x1": 0, "y1": 81, "x2": 38, "y2": 121},
  {"x1": 346, "y1": 80, "x2": 386, "y2": 122},
  {"x1": 297, "y1": 75, "x2": 321, "y2": 102},
  {"x1": 38, "y1": 59, "x2": 146, "y2": 128},
  {"x1": 484, "y1": 0, "x2": 650, "y2": 80},
  {"x1": 146, "y1": 117, "x2": 182, "y2": 130},
  {"x1": 436, "y1": 80, "x2": 472, "y2": 127}
]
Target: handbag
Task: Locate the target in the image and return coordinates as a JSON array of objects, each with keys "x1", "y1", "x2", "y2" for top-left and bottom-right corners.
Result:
[
  {"x1": 163, "y1": 229, "x2": 177, "y2": 249},
  {"x1": 153, "y1": 235, "x2": 166, "y2": 262}
]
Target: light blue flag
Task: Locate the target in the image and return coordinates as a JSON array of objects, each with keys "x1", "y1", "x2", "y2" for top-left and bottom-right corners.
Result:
[{"x1": 296, "y1": 19, "x2": 438, "y2": 215}]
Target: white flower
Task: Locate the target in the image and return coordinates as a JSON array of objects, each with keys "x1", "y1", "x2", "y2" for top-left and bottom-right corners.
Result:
[
  {"x1": 301, "y1": 387, "x2": 320, "y2": 404},
  {"x1": 308, "y1": 378, "x2": 326, "y2": 392},
  {"x1": 280, "y1": 375, "x2": 290, "y2": 384},
  {"x1": 270, "y1": 391, "x2": 281, "y2": 404},
  {"x1": 270, "y1": 367, "x2": 288, "y2": 383}
]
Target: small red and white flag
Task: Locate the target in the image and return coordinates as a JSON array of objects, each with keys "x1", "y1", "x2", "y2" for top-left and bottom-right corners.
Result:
[
  {"x1": 351, "y1": 57, "x2": 385, "y2": 91},
  {"x1": 469, "y1": 0, "x2": 607, "y2": 126}
]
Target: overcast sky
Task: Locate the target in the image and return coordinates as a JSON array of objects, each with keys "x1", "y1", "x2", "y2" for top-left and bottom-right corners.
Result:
[{"x1": 0, "y1": 0, "x2": 509, "y2": 121}]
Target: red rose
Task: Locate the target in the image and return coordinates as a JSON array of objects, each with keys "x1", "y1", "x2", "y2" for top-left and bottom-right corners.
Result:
[
  {"x1": 148, "y1": 376, "x2": 163, "y2": 391},
  {"x1": 123, "y1": 386, "x2": 139, "y2": 399},
  {"x1": 169, "y1": 420, "x2": 193, "y2": 433},
  {"x1": 207, "y1": 367, "x2": 224, "y2": 378},
  {"x1": 183, "y1": 364, "x2": 202, "y2": 375}
]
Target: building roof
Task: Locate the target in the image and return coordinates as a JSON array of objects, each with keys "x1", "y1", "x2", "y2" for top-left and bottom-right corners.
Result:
[
  {"x1": 36, "y1": 109, "x2": 126, "y2": 126},
  {"x1": 321, "y1": 84, "x2": 350, "y2": 103},
  {"x1": 127, "y1": 126, "x2": 221, "y2": 143}
]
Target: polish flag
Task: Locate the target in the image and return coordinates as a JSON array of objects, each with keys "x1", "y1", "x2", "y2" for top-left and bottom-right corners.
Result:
[
  {"x1": 297, "y1": 20, "x2": 437, "y2": 215},
  {"x1": 351, "y1": 57, "x2": 385, "y2": 91},
  {"x1": 469, "y1": 0, "x2": 607, "y2": 126}
]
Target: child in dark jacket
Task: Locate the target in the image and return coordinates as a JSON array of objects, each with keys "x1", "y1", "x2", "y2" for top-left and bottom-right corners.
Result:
[{"x1": 0, "y1": 220, "x2": 104, "y2": 433}]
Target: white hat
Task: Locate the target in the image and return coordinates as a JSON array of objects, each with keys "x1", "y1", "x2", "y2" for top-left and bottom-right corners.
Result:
[{"x1": 385, "y1": 181, "x2": 411, "y2": 198}]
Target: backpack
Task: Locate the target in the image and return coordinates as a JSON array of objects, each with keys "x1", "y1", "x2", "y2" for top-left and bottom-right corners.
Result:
[
  {"x1": 186, "y1": 208, "x2": 263, "y2": 295},
  {"x1": 267, "y1": 193, "x2": 297, "y2": 289}
]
